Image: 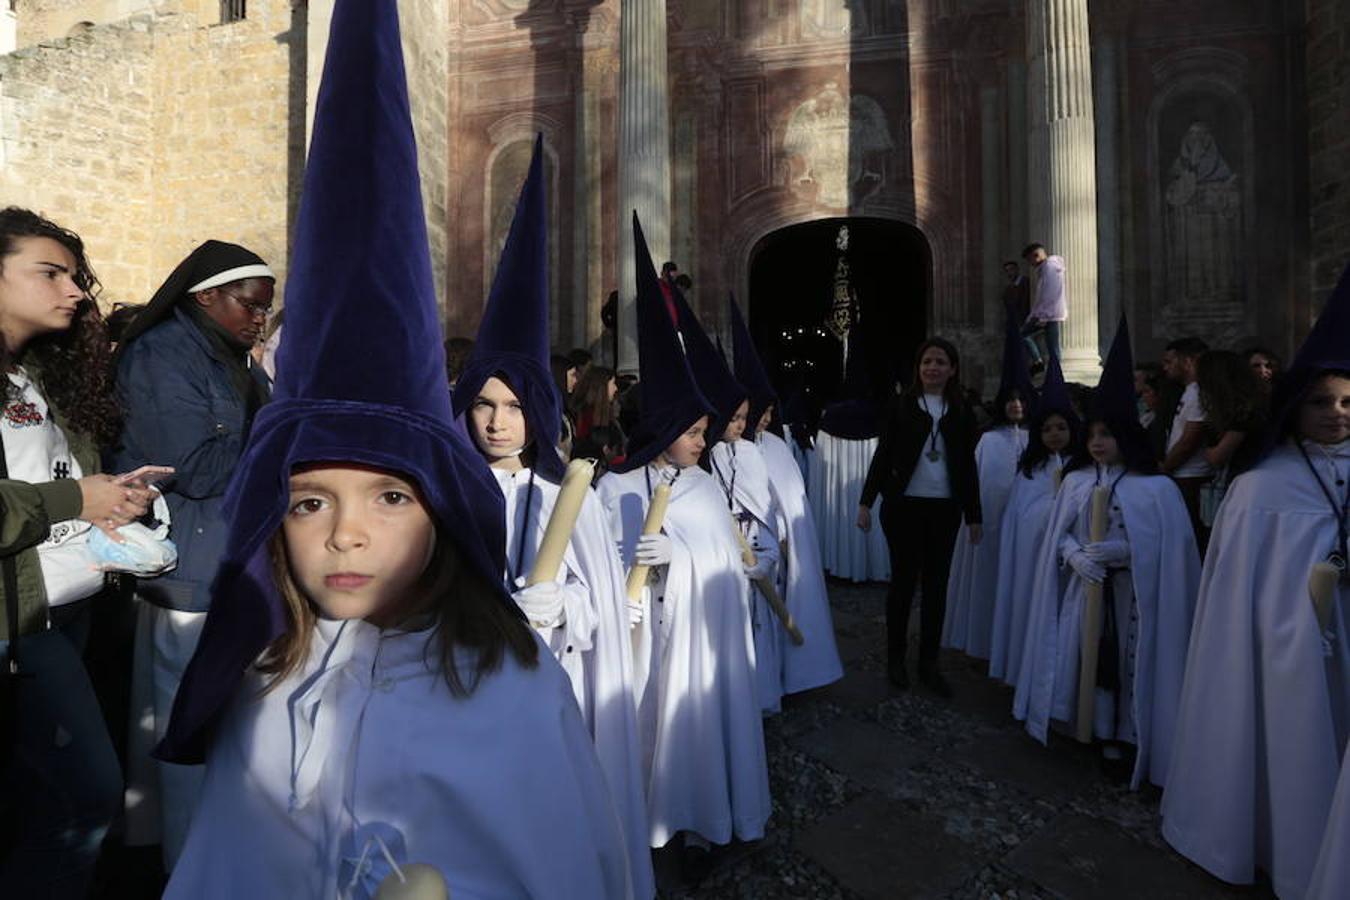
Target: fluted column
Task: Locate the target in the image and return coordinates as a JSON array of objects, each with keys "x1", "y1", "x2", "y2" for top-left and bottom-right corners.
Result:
[
  {"x1": 616, "y1": 0, "x2": 672, "y2": 375},
  {"x1": 1027, "y1": 0, "x2": 1100, "y2": 382}
]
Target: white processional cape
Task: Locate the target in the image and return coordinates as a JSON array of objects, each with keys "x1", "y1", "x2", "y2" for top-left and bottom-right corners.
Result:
[
  {"x1": 596, "y1": 466, "x2": 772, "y2": 847},
  {"x1": 712, "y1": 439, "x2": 784, "y2": 714},
  {"x1": 167, "y1": 620, "x2": 633, "y2": 899},
  {"x1": 759, "y1": 430, "x2": 844, "y2": 693},
  {"x1": 495, "y1": 468, "x2": 654, "y2": 900},
  {"x1": 943, "y1": 426, "x2": 1026, "y2": 659},
  {"x1": 811, "y1": 431, "x2": 890, "y2": 581},
  {"x1": 1013, "y1": 468, "x2": 1199, "y2": 789},
  {"x1": 1308, "y1": 740, "x2": 1350, "y2": 900},
  {"x1": 1161, "y1": 444, "x2": 1350, "y2": 900},
  {"x1": 988, "y1": 459, "x2": 1062, "y2": 686}
]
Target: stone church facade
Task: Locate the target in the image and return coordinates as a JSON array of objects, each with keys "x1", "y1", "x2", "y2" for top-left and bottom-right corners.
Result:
[{"x1": 1, "y1": 0, "x2": 1345, "y2": 388}]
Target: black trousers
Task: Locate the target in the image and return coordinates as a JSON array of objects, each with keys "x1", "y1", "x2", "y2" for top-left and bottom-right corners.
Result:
[{"x1": 879, "y1": 495, "x2": 963, "y2": 670}]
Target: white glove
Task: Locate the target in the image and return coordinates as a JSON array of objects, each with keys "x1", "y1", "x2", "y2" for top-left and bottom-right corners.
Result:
[
  {"x1": 635, "y1": 533, "x2": 673, "y2": 566},
  {"x1": 626, "y1": 598, "x2": 644, "y2": 628},
  {"x1": 511, "y1": 579, "x2": 567, "y2": 629},
  {"x1": 1083, "y1": 540, "x2": 1130, "y2": 567},
  {"x1": 1066, "y1": 549, "x2": 1105, "y2": 586}
]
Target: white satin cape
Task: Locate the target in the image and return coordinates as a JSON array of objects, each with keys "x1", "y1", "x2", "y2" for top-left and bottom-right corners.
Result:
[
  {"x1": 758, "y1": 430, "x2": 843, "y2": 694},
  {"x1": 942, "y1": 426, "x2": 1026, "y2": 659},
  {"x1": 493, "y1": 468, "x2": 654, "y2": 899},
  {"x1": 711, "y1": 439, "x2": 784, "y2": 713},
  {"x1": 166, "y1": 619, "x2": 633, "y2": 899},
  {"x1": 1308, "y1": 741, "x2": 1350, "y2": 900},
  {"x1": 810, "y1": 431, "x2": 890, "y2": 581},
  {"x1": 1160, "y1": 443, "x2": 1350, "y2": 899},
  {"x1": 1013, "y1": 468, "x2": 1200, "y2": 789},
  {"x1": 596, "y1": 465, "x2": 772, "y2": 847},
  {"x1": 988, "y1": 459, "x2": 1062, "y2": 686}
]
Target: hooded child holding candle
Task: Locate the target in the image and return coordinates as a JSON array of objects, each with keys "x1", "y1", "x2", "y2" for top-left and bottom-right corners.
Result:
[
  {"x1": 1014, "y1": 315, "x2": 1200, "y2": 788},
  {"x1": 451, "y1": 135, "x2": 653, "y2": 900},
  {"x1": 728, "y1": 293, "x2": 844, "y2": 697},
  {"x1": 154, "y1": 3, "x2": 632, "y2": 895},
  {"x1": 1161, "y1": 262, "x2": 1350, "y2": 900},
  {"x1": 596, "y1": 217, "x2": 771, "y2": 879}
]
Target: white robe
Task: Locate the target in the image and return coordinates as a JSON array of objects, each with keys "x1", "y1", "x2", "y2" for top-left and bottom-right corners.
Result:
[
  {"x1": 711, "y1": 440, "x2": 783, "y2": 714},
  {"x1": 758, "y1": 431, "x2": 844, "y2": 694},
  {"x1": 988, "y1": 458, "x2": 1064, "y2": 686},
  {"x1": 811, "y1": 431, "x2": 890, "y2": 582},
  {"x1": 596, "y1": 465, "x2": 772, "y2": 847},
  {"x1": 167, "y1": 619, "x2": 633, "y2": 899},
  {"x1": 942, "y1": 426, "x2": 1027, "y2": 659},
  {"x1": 1013, "y1": 467, "x2": 1200, "y2": 789},
  {"x1": 1308, "y1": 741, "x2": 1350, "y2": 900},
  {"x1": 493, "y1": 468, "x2": 654, "y2": 899},
  {"x1": 1161, "y1": 443, "x2": 1350, "y2": 899}
]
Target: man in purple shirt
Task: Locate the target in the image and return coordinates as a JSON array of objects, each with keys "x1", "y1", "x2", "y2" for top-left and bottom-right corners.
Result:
[{"x1": 1020, "y1": 242, "x2": 1067, "y2": 372}]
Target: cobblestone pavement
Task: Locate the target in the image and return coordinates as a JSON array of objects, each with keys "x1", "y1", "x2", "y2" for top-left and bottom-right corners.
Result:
[{"x1": 662, "y1": 579, "x2": 1278, "y2": 900}]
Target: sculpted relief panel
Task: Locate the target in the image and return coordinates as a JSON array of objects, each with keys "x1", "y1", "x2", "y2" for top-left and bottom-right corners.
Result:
[
  {"x1": 781, "y1": 83, "x2": 894, "y2": 210},
  {"x1": 1149, "y1": 85, "x2": 1252, "y2": 346},
  {"x1": 1164, "y1": 122, "x2": 1242, "y2": 312}
]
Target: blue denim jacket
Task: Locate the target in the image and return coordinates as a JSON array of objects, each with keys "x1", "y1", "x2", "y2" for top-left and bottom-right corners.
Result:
[{"x1": 112, "y1": 309, "x2": 270, "y2": 611}]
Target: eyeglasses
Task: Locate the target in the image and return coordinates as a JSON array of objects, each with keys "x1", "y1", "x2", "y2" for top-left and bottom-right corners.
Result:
[{"x1": 220, "y1": 291, "x2": 273, "y2": 320}]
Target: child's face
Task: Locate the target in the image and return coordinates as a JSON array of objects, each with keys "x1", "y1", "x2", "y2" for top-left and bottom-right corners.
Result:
[
  {"x1": 757, "y1": 405, "x2": 774, "y2": 435},
  {"x1": 1298, "y1": 374, "x2": 1350, "y2": 445},
  {"x1": 1086, "y1": 422, "x2": 1122, "y2": 466},
  {"x1": 1005, "y1": 396, "x2": 1025, "y2": 423},
  {"x1": 662, "y1": 416, "x2": 708, "y2": 469},
  {"x1": 1041, "y1": 414, "x2": 1071, "y2": 453},
  {"x1": 282, "y1": 465, "x2": 436, "y2": 628},
  {"x1": 722, "y1": 400, "x2": 749, "y2": 443},
  {"x1": 469, "y1": 376, "x2": 529, "y2": 461}
]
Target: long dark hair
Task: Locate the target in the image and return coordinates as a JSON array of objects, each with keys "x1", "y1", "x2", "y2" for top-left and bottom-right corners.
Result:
[
  {"x1": 1064, "y1": 414, "x2": 1158, "y2": 475},
  {"x1": 570, "y1": 365, "x2": 616, "y2": 428},
  {"x1": 1197, "y1": 350, "x2": 1266, "y2": 436},
  {"x1": 0, "y1": 207, "x2": 121, "y2": 446},
  {"x1": 902, "y1": 337, "x2": 965, "y2": 408},
  {"x1": 260, "y1": 520, "x2": 538, "y2": 697},
  {"x1": 1018, "y1": 410, "x2": 1081, "y2": 478}
]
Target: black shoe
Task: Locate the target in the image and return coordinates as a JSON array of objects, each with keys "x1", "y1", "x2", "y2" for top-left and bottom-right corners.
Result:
[
  {"x1": 679, "y1": 843, "x2": 714, "y2": 888},
  {"x1": 887, "y1": 664, "x2": 910, "y2": 690},
  {"x1": 918, "y1": 669, "x2": 953, "y2": 698}
]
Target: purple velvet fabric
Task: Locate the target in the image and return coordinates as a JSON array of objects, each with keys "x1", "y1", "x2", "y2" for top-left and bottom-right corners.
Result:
[
  {"x1": 451, "y1": 136, "x2": 565, "y2": 482},
  {"x1": 156, "y1": 0, "x2": 511, "y2": 764}
]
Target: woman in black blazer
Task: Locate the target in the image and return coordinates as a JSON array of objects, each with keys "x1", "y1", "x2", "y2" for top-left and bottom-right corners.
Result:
[{"x1": 857, "y1": 337, "x2": 981, "y2": 695}]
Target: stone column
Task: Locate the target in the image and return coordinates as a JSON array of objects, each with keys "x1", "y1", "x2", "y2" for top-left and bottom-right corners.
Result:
[
  {"x1": 981, "y1": 84, "x2": 1002, "y2": 332},
  {"x1": 1092, "y1": 34, "x2": 1121, "y2": 359},
  {"x1": 1026, "y1": 0, "x2": 1100, "y2": 382},
  {"x1": 616, "y1": 0, "x2": 672, "y2": 375}
]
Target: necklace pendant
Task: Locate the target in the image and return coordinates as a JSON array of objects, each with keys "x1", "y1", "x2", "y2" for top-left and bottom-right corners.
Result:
[{"x1": 927, "y1": 449, "x2": 942, "y2": 462}]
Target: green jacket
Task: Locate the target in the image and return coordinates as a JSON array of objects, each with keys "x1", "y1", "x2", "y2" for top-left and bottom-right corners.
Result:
[{"x1": 0, "y1": 362, "x2": 100, "y2": 641}]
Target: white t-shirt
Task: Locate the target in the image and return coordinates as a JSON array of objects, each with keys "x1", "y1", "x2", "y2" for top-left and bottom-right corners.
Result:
[
  {"x1": 905, "y1": 393, "x2": 953, "y2": 499},
  {"x1": 1167, "y1": 382, "x2": 1213, "y2": 478},
  {"x1": 3, "y1": 368, "x2": 103, "y2": 607}
]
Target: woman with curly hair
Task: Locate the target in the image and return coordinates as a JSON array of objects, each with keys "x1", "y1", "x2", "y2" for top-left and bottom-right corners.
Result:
[{"x1": 0, "y1": 206, "x2": 153, "y2": 895}]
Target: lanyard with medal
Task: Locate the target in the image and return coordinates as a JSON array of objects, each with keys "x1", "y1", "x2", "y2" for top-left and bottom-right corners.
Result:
[
  {"x1": 920, "y1": 395, "x2": 943, "y2": 462},
  {"x1": 1298, "y1": 441, "x2": 1350, "y2": 580},
  {"x1": 1298, "y1": 442, "x2": 1348, "y2": 641}
]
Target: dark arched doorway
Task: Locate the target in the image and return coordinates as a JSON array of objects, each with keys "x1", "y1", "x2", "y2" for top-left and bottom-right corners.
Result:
[{"x1": 748, "y1": 217, "x2": 930, "y2": 410}]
